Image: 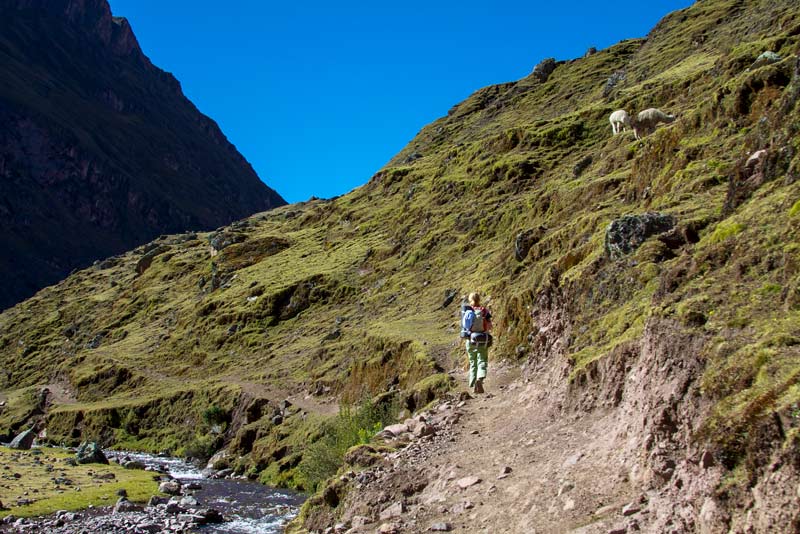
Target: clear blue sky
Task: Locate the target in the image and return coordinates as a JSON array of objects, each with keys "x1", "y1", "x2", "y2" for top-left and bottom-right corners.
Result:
[{"x1": 108, "y1": 1, "x2": 694, "y2": 203}]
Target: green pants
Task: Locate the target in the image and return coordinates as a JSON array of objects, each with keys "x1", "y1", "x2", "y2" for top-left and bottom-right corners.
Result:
[{"x1": 466, "y1": 341, "x2": 489, "y2": 387}]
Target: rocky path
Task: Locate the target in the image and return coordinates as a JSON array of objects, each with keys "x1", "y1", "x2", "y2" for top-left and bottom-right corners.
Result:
[{"x1": 309, "y1": 363, "x2": 647, "y2": 534}]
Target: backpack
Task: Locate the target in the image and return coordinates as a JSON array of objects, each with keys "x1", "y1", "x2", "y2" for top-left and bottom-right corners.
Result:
[{"x1": 460, "y1": 305, "x2": 493, "y2": 346}]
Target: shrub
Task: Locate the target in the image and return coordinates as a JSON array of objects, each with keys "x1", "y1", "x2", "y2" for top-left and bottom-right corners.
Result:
[{"x1": 297, "y1": 399, "x2": 397, "y2": 492}]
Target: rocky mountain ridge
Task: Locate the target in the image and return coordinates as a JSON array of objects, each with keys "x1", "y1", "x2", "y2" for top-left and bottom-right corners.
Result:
[
  {"x1": 1, "y1": 0, "x2": 800, "y2": 532},
  {"x1": 0, "y1": 0, "x2": 286, "y2": 310}
]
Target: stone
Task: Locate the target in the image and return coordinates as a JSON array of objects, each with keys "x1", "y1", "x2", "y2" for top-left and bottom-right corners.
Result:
[
  {"x1": 558, "y1": 481, "x2": 574, "y2": 496},
  {"x1": 514, "y1": 227, "x2": 545, "y2": 262},
  {"x1": 563, "y1": 497, "x2": 576, "y2": 511},
  {"x1": 456, "y1": 476, "x2": 481, "y2": 489},
  {"x1": 751, "y1": 51, "x2": 781, "y2": 69},
  {"x1": 180, "y1": 495, "x2": 198, "y2": 507},
  {"x1": 378, "y1": 523, "x2": 401, "y2": 534},
  {"x1": 608, "y1": 526, "x2": 628, "y2": 534},
  {"x1": 441, "y1": 288, "x2": 458, "y2": 309},
  {"x1": 194, "y1": 508, "x2": 224, "y2": 525},
  {"x1": 379, "y1": 501, "x2": 405, "y2": 520},
  {"x1": 9, "y1": 428, "x2": 35, "y2": 450},
  {"x1": 185, "y1": 481, "x2": 202, "y2": 490},
  {"x1": 159, "y1": 480, "x2": 182, "y2": 495},
  {"x1": 604, "y1": 212, "x2": 676, "y2": 259},
  {"x1": 165, "y1": 500, "x2": 183, "y2": 514},
  {"x1": 622, "y1": 503, "x2": 641, "y2": 516},
  {"x1": 532, "y1": 57, "x2": 557, "y2": 82},
  {"x1": 75, "y1": 442, "x2": 109, "y2": 464},
  {"x1": 210, "y1": 468, "x2": 234, "y2": 479},
  {"x1": 352, "y1": 515, "x2": 371, "y2": 527},
  {"x1": 383, "y1": 423, "x2": 409, "y2": 437},
  {"x1": 700, "y1": 450, "x2": 715, "y2": 469},
  {"x1": 431, "y1": 522, "x2": 453, "y2": 531},
  {"x1": 413, "y1": 423, "x2": 436, "y2": 438},
  {"x1": 116, "y1": 489, "x2": 128, "y2": 497},
  {"x1": 113, "y1": 497, "x2": 142, "y2": 513},
  {"x1": 123, "y1": 460, "x2": 146, "y2": 470},
  {"x1": 147, "y1": 495, "x2": 168, "y2": 507}
]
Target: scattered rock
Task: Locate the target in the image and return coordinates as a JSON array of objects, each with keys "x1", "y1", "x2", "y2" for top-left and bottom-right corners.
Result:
[
  {"x1": 113, "y1": 497, "x2": 143, "y2": 513},
  {"x1": 9, "y1": 428, "x2": 35, "y2": 450},
  {"x1": 123, "y1": 460, "x2": 146, "y2": 470},
  {"x1": 700, "y1": 450, "x2": 715, "y2": 469},
  {"x1": 608, "y1": 526, "x2": 628, "y2": 534},
  {"x1": 563, "y1": 497, "x2": 576, "y2": 511},
  {"x1": 158, "y1": 480, "x2": 182, "y2": 495},
  {"x1": 379, "y1": 501, "x2": 405, "y2": 520},
  {"x1": 430, "y1": 522, "x2": 453, "y2": 532},
  {"x1": 751, "y1": 51, "x2": 781, "y2": 69},
  {"x1": 622, "y1": 502, "x2": 641, "y2": 516},
  {"x1": 383, "y1": 423, "x2": 409, "y2": 437},
  {"x1": 441, "y1": 289, "x2": 458, "y2": 309},
  {"x1": 603, "y1": 70, "x2": 626, "y2": 98},
  {"x1": 75, "y1": 442, "x2": 109, "y2": 464},
  {"x1": 456, "y1": 476, "x2": 481, "y2": 489},
  {"x1": 558, "y1": 481, "x2": 574, "y2": 496},
  {"x1": 378, "y1": 522, "x2": 401, "y2": 534}
]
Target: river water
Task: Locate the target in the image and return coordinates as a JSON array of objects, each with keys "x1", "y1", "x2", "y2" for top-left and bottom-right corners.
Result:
[{"x1": 111, "y1": 452, "x2": 305, "y2": 533}]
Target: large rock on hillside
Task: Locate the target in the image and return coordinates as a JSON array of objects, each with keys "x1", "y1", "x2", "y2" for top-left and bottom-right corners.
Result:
[
  {"x1": 9, "y1": 428, "x2": 35, "y2": 450},
  {"x1": 605, "y1": 213, "x2": 676, "y2": 259},
  {"x1": 0, "y1": 0, "x2": 286, "y2": 310}
]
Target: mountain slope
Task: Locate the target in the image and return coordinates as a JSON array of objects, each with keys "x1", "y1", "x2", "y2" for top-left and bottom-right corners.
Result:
[
  {"x1": 0, "y1": 0, "x2": 285, "y2": 310},
  {"x1": 1, "y1": 0, "x2": 800, "y2": 530}
]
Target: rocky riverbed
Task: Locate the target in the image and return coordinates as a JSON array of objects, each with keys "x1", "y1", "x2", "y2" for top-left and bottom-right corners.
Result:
[{"x1": 0, "y1": 451, "x2": 304, "y2": 533}]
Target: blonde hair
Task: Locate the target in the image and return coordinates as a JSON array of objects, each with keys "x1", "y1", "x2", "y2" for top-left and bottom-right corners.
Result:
[{"x1": 468, "y1": 292, "x2": 480, "y2": 306}]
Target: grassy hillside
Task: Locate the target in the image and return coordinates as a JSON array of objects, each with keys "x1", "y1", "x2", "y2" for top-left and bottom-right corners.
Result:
[{"x1": 1, "y1": 0, "x2": 799, "y2": 504}]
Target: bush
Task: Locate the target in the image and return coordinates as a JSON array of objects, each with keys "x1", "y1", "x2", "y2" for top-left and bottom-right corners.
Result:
[{"x1": 297, "y1": 399, "x2": 396, "y2": 492}]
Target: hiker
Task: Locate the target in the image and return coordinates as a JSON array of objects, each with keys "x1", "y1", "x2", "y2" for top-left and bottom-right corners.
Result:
[{"x1": 461, "y1": 292, "x2": 493, "y2": 394}]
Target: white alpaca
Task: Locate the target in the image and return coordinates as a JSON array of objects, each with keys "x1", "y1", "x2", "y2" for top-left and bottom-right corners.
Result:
[
  {"x1": 633, "y1": 108, "x2": 675, "y2": 140},
  {"x1": 609, "y1": 109, "x2": 631, "y2": 135}
]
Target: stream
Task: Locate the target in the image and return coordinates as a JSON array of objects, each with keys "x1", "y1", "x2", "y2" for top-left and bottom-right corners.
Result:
[
  {"x1": 5, "y1": 451, "x2": 306, "y2": 534},
  {"x1": 115, "y1": 452, "x2": 306, "y2": 533}
]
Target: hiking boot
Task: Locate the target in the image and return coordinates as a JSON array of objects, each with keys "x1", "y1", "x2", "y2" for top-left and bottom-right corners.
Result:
[{"x1": 474, "y1": 378, "x2": 485, "y2": 394}]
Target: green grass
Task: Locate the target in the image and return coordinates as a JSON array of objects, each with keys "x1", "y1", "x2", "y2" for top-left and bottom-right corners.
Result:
[{"x1": 0, "y1": 446, "x2": 159, "y2": 519}]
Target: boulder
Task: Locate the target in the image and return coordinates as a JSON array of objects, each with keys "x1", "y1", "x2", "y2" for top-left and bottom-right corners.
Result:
[
  {"x1": 751, "y1": 51, "x2": 781, "y2": 69},
  {"x1": 532, "y1": 58, "x2": 557, "y2": 83},
  {"x1": 456, "y1": 476, "x2": 481, "y2": 489},
  {"x1": 158, "y1": 480, "x2": 182, "y2": 495},
  {"x1": 123, "y1": 460, "x2": 146, "y2": 470},
  {"x1": 605, "y1": 212, "x2": 676, "y2": 259},
  {"x1": 9, "y1": 428, "x2": 35, "y2": 450},
  {"x1": 113, "y1": 497, "x2": 142, "y2": 514},
  {"x1": 379, "y1": 501, "x2": 405, "y2": 520},
  {"x1": 514, "y1": 226, "x2": 546, "y2": 262},
  {"x1": 194, "y1": 508, "x2": 224, "y2": 525},
  {"x1": 75, "y1": 442, "x2": 109, "y2": 464}
]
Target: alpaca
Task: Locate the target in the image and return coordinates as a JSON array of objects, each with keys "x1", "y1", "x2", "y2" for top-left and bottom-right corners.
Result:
[
  {"x1": 609, "y1": 109, "x2": 631, "y2": 135},
  {"x1": 633, "y1": 108, "x2": 675, "y2": 140}
]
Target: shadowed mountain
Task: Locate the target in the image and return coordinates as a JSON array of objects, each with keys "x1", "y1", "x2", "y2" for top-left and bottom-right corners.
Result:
[{"x1": 0, "y1": 0, "x2": 285, "y2": 309}]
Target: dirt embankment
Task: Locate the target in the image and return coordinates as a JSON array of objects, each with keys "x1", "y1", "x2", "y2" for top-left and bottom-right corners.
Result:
[{"x1": 298, "y1": 310, "x2": 800, "y2": 533}]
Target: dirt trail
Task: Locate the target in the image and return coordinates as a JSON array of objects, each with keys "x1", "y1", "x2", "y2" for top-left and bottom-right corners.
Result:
[{"x1": 323, "y1": 363, "x2": 641, "y2": 534}]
